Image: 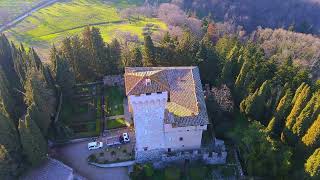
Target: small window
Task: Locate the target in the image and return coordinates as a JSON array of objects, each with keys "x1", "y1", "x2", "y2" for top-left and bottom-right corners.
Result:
[
  {"x1": 168, "y1": 148, "x2": 171, "y2": 153},
  {"x1": 145, "y1": 79, "x2": 151, "y2": 86},
  {"x1": 157, "y1": 92, "x2": 162, "y2": 94},
  {"x1": 146, "y1": 93, "x2": 152, "y2": 95},
  {"x1": 144, "y1": 147, "x2": 148, "y2": 151},
  {"x1": 179, "y1": 137, "x2": 183, "y2": 141},
  {"x1": 187, "y1": 130, "x2": 189, "y2": 132}
]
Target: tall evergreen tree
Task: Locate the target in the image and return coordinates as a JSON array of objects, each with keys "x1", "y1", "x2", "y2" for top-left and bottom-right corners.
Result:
[
  {"x1": 143, "y1": 35, "x2": 156, "y2": 66},
  {"x1": 55, "y1": 55, "x2": 76, "y2": 97},
  {"x1": 19, "y1": 111, "x2": 47, "y2": 166},
  {"x1": 240, "y1": 80, "x2": 271, "y2": 122},
  {"x1": 305, "y1": 148, "x2": 320, "y2": 179},
  {"x1": 0, "y1": 34, "x2": 24, "y2": 121},
  {"x1": 282, "y1": 83, "x2": 311, "y2": 144},
  {"x1": 132, "y1": 47, "x2": 143, "y2": 67},
  {"x1": 28, "y1": 48, "x2": 42, "y2": 70},
  {"x1": 0, "y1": 113, "x2": 23, "y2": 179},
  {"x1": 302, "y1": 115, "x2": 320, "y2": 149},
  {"x1": 109, "y1": 39, "x2": 121, "y2": 74},
  {"x1": 267, "y1": 90, "x2": 293, "y2": 137},
  {"x1": 292, "y1": 91, "x2": 320, "y2": 138},
  {"x1": 24, "y1": 69, "x2": 56, "y2": 135},
  {"x1": 0, "y1": 66, "x2": 16, "y2": 120}
]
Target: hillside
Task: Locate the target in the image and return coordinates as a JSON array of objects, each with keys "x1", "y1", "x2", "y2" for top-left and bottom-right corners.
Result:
[
  {"x1": 3, "y1": 0, "x2": 167, "y2": 59},
  {"x1": 252, "y1": 28, "x2": 320, "y2": 79},
  {"x1": 180, "y1": 0, "x2": 320, "y2": 35},
  {"x1": 0, "y1": 0, "x2": 46, "y2": 26}
]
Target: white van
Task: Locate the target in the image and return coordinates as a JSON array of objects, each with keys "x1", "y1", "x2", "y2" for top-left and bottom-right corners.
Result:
[{"x1": 88, "y1": 141, "x2": 103, "y2": 150}]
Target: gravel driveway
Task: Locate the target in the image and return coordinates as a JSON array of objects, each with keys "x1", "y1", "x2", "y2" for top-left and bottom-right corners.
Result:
[{"x1": 53, "y1": 140, "x2": 130, "y2": 180}]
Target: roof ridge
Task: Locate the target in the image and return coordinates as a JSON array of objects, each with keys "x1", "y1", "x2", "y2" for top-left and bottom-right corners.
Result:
[{"x1": 126, "y1": 76, "x2": 145, "y2": 95}]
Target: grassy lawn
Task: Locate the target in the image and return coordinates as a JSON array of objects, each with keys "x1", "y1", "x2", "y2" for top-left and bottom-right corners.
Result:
[
  {"x1": 105, "y1": 86, "x2": 125, "y2": 116},
  {"x1": 0, "y1": 0, "x2": 44, "y2": 25},
  {"x1": 106, "y1": 118, "x2": 127, "y2": 129},
  {"x1": 3, "y1": 0, "x2": 167, "y2": 59}
]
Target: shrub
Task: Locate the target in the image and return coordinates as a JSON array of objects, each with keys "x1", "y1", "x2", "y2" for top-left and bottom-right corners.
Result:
[
  {"x1": 123, "y1": 149, "x2": 127, "y2": 154},
  {"x1": 111, "y1": 151, "x2": 116, "y2": 156},
  {"x1": 165, "y1": 167, "x2": 180, "y2": 180},
  {"x1": 88, "y1": 154, "x2": 97, "y2": 162},
  {"x1": 99, "y1": 152, "x2": 104, "y2": 157}
]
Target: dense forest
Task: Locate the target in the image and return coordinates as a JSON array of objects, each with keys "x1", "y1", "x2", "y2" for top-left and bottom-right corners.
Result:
[
  {"x1": 1, "y1": 1, "x2": 320, "y2": 179},
  {"x1": 174, "y1": 0, "x2": 320, "y2": 35}
]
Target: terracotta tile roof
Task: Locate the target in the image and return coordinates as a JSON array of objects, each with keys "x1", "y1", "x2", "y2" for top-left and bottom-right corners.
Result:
[{"x1": 125, "y1": 67, "x2": 209, "y2": 127}]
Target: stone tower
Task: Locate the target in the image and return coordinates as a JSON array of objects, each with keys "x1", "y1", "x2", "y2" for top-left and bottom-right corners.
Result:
[{"x1": 129, "y1": 91, "x2": 168, "y2": 160}]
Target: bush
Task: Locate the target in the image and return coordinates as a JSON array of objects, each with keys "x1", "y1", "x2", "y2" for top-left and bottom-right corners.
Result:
[
  {"x1": 111, "y1": 151, "x2": 116, "y2": 156},
  {"x1": 123, "y1": 149, "x2": 127, "y2": 154},
  {"x1": 165, "y1": 167, "x2": 180, "y2": 180},
  {"x1": 99, "y1": 152, "x2": 104, "y2": 157},
  {"x1": 88, "y1": 154, "x2": 97, "y2": 162}
]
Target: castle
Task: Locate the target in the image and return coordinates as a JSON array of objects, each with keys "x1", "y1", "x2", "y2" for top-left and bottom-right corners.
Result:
[{"x1": 124, "y1": 67, "x2": 209, "y2": 161}]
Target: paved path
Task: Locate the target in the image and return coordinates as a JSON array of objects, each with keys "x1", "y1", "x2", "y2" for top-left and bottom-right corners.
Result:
[
  {"x1": 0, "y1": 0, "x2": 59, "y2": 32},
  {"x1": 53, "y1": 140, "x2": 130, "y2": 180}
]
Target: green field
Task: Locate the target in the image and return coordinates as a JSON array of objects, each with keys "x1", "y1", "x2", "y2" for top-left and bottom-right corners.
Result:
[
  {"x1": 106, "y1": 118, "x2": 127, "y2": 129},
  {"x1": 3, "y1": 0, "x2": 167, "y2": 59},
  {"x1": 104, "y1": 86, "x2": 125, "y2": 116},
  {"x1": 0, "y1": 0, "x2": 44, "y2": 25}
]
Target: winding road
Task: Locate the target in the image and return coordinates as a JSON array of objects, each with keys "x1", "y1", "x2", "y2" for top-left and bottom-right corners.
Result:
[{"x1": 0, "y1": 0, "x2": 59, "y2": 33}]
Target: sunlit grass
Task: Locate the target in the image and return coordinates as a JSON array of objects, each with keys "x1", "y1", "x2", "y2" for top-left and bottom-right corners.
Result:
[
  {"x1": 0, "y1": 0, "x2": 43, "y2": 25},
  {"x1": 4, "y1": 0, "x2": 167, "y2": 58}
]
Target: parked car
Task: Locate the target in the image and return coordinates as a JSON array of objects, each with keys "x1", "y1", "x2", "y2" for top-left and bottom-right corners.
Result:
[
  {"x1": 88, "y1": 141, "x2": 103, "y2": 150},
  {"x1": 119, "y1": 132, "x2": 130, "y2": 144}
]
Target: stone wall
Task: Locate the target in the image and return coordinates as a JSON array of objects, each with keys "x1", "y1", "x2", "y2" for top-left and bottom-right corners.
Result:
[
  {"x1": 103, "y1": 75, "x2": 124, "y2": 87},
  {"x1": 135, "y1": 149, "x2": 165, "y2": 163},
  {"x1": 138, "y1": 139, "x2": 228, "y2": 168}
]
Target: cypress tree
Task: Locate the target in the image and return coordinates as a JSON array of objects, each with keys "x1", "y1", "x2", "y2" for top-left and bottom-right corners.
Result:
[
  {"x1": 143, "y1": 35, "x2": 156, "y2": 67},
  {"x1": 0, "y1": 34, "x2": 21, "y2": 88},
  {"x1": 109, "y1": 39, "x2": 121, "y2": 74},
  {"x1": 12, "y1": 44, "x2": 27, "y2": 86},
  {"x1": 0, "y1": 66, "x2": 15, "y2": 120},
  {"x1": 0, "y1": 113, "x2": 23, "y2": 178},
  {"x1": 285, "y1": 84, "x2": 311, "y2": 130},
  {"x1": 71, "y1": 36, "x2": 86, "y2": 81},
  {"x1": 267, "y1": 90, "x2": 293, "y2": 137},
  {"x1": 19, "y1": 111, "x2": 47, "y2": 166},
  {"x1": 0, "y1": 34, "x2": 23, "y2": 121},
  {"x1": 282, "y1": 83, "x2": 311, "y2": 144},
  {"x1": 196, "y1": 41, "x2": 207, "y2": 63},
  {"x1": 305, "y1": 148, "x2": 320, "y2": 179},
  {"x1": 132, "y1": 47, "x2": 143, "y2": 67},
  {"x1": 24, "y1": 69, "x2": 56, "y2": 135},
  {"x1": 302, "y1": 115, "x2": 320, "y2": 149},
  {"x1": 292, "y1": 91, "x2": 320, "y2": 138},
  {"x1": 240, "y1": 80, "x2": 271, "y2": 122},
  {"x1": 55, "y1": 55, "x2": 75, "y2": 97},
  {"x1": 221, "y1": 44, "x2": 240, "y2": 86},
  {"x1": 28, "y1": 48, "x2": 42, "y2": 70}
]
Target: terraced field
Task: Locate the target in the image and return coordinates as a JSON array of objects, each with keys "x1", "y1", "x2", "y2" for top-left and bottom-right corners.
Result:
[
  {"x1": 3, "y1": 0, "x2": 167, "y2": 59},
  {"x1": 0, "y1": 0, "x2": 45, "y2": 26}
]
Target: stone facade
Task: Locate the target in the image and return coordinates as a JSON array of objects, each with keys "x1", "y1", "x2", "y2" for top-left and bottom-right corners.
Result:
[
  {"x1": 129, "y1": 92, "x2": 168, "y2": 152},
  {"x1": 163, "y1": 124, "x2": 207, "y2": 151}
]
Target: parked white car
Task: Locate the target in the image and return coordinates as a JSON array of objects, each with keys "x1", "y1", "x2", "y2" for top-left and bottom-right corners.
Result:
[
  {"x1": 88, "y1": 141, "x2": 103, "y2": 150},
  {"x1": 122, "y1": 133, "x2": 130, "y2": 143}
]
